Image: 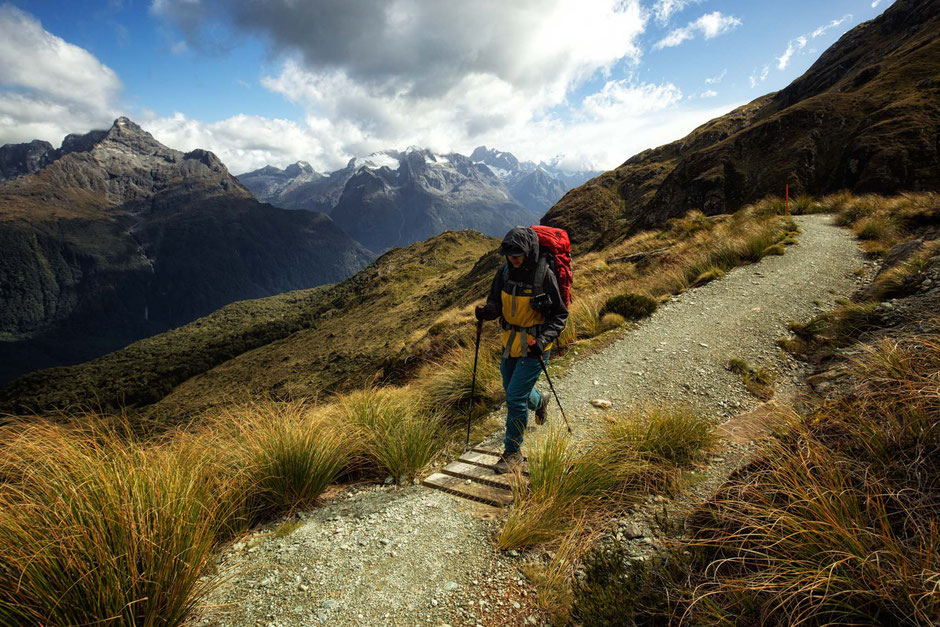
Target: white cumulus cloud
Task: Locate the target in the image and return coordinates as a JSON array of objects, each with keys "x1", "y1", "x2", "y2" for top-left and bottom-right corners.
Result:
[
  {"x1": 0, "y1": 4, "x2": 122, "y2": 145},
  {"x1": 654, "y1": 11, "x2": 742, "y2": 50}
]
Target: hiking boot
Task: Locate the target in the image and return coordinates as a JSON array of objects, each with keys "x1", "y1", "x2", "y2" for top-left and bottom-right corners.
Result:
[
  {"x1": 534, "y1": 392, "x2": 548, "y2": 425},
  {"x1": 493, "y1": 450, "x2": 524, "y2": 475}
]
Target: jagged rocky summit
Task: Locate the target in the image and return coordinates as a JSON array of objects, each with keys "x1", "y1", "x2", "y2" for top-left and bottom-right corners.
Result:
[
  {"x1": 238, "y1": 146, "x2": 599, "y2": 252},
  {"x1": 544, "y1": 0, "x2": 940, "y2": 250},
  {"x1": 0, "y1": 117, "x2": 373, "y2": 385}
]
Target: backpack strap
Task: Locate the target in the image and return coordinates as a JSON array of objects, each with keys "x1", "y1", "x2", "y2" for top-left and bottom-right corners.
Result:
[{"x1": 533, "y1": 254, "x2": 551, "y2": 301}]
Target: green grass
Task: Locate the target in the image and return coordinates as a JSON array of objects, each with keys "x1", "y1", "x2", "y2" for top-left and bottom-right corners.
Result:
[
  {"x1": 727, "y1": 358, "x2": 775, "y2": 399},
  {"x1": 600, "y1": 293, "x2": 658, "y2": 321}
]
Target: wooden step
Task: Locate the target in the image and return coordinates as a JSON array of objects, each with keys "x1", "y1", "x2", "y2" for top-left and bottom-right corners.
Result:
[
  {"x1": 422, "y1": 473, "x2": 513, "y2": 508},
  {"x1": 459, "y1": 450, "x2": 529, "y2": 476},
  {"x1": 442, "y1": 460, "x2": 513, "y2": 490}
]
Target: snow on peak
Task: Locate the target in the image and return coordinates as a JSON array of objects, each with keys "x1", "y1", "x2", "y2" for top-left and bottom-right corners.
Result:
[{"x1": 352, "y1": 151, "x2": 400, "y2": 171}]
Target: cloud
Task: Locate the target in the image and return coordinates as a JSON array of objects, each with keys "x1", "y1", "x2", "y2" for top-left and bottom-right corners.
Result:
[
  {"x1": 147, "y1": 0, "x2": 656, "y2": 171},
  {"x1": 749, "y1": 64, "x2": 769, "y2": 88},
  {"x1": 776, "y1": 36, "x2": 807, "y2": 70},
  {"x1": 137, "y1": 75, "x2": 709, "y2": 175},
  {"x1": 651, "y1": 0, "x2": 702, "y2": 26},
  {"x1": 776, "y1": 14, "x2": 851, "y2": 71},
  {"x1": 810, "y1": 14, "x2": 852, "y2": 39},
  {"x1": 153, "y1": 0, "x2": 645, "y2": 101},
  {"x1": 705, "y1": 69, "x2": 727, "y2": 84},
  {"x1": 581, "y1": 79, "x2": 682, "y2": 120},
  {"x1": 700, "y1": 89, "x2": 717, "y2": 98},
  {"x1": 654, "y1": 11, "x2": 742, "y2": 50},
  {"x1": 0, "y1": 5, "x2": 121, "y2": 145},
  {"x1": 871, "y1": 0, "x2": 882, "y2": 7}
]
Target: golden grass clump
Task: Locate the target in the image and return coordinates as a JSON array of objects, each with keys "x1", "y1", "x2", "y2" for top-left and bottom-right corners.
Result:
[
  {"x1": 681, "y1": 331, "x2": 939, "y2": 625},
  {"x1": 338, "y1": 386, "x2": 444, "y2": 481},
  {"x1": 212, "y1": 401, "x2": 354, "y2": 519},
  {"x1": 417, "y1": 341, "x2": 503, "y2": 416},
  {"x1": 599, "y1": 312, "x2": 626, "y2": 332},
  {"x1": 499, "y1": 407, "x2": 716, "y2": 549},
  {"x1": 0, "y1": 420, "x2": 230, "y2": 627}
]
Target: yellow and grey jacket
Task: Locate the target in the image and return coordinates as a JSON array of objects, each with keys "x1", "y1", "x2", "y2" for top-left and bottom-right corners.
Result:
[{"x1": 481, "y1": 227, "x2": 568, "y2": 358}]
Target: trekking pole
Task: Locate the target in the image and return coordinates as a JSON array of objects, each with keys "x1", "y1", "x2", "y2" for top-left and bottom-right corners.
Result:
[
  {"x1": 536, "y1": 354, "x2": 572, "y2": 434},
  {"x1": 466, "y1": 318, "x2": 483, "y2": 450}
]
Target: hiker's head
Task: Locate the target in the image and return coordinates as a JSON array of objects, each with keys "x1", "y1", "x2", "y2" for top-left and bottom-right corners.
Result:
[{"x1": 500, "y1": 226, "x2": 539, "y2": 268}]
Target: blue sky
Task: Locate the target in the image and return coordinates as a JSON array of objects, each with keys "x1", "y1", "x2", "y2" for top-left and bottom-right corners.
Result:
[{"x1": 0, "y1": 0, "x2": 893, "y2": 174}]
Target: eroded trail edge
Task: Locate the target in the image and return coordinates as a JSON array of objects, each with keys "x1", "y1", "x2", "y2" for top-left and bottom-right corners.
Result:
[{"x1": 194, "y1": 215, "x2": 866, "y2": 626}]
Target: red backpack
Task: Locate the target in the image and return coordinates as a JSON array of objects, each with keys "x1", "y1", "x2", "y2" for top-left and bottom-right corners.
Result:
[{"x1": 531, "y1": 225, "x2": 572, "y2": 306}]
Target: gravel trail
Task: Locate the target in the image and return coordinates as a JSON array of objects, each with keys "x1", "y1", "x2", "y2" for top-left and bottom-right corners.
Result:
[
  {"x1": 193, "y1": 215, "x2": 865, "y2": 626},
  {"x1": 549, "y1": 214, "x2": 866, "y2": 440}
]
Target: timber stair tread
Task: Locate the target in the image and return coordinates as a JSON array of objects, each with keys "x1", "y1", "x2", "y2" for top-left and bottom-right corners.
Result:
[{"x1": 422, "y1": 445, "x2": 522, "y2": 507}]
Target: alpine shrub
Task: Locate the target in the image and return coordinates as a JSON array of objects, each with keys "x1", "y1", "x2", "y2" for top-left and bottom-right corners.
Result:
[{"x1": 600, "y1": 293, "x2": 657, "y2": 321}]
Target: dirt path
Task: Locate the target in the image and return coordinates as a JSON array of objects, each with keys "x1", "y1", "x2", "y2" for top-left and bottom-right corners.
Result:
[{"x1": 193, "y1": 215, "x2": 866, "y2": 626}]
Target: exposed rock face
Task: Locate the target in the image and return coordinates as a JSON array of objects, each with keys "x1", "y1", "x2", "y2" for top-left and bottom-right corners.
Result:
[
  {"x1": 330, "y1": 149, "x2": 537, "y2": 252},
  {"x1": 238, "y1": 146, "x2": 599, "y2": 252},
  {"x1": 0, "y1": 118, "x2": 373, "y2": 385},
  {"x1": 545, "y1": 0, "x2": 940, "y2": 250},
  {"x1": 0, "y1": 139, "x2": 54, "y2": 182},
  {"x1": 509, "y1": 169, "x2": 568, "y2": 216}
]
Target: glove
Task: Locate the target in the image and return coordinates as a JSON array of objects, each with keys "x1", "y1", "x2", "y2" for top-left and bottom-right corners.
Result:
[
  {"x1": 475, "y1": 304, "x2": 498, "y2": 321},
  {"x1": 527, "y1": 338, "x2": 544, "y2": 359}
]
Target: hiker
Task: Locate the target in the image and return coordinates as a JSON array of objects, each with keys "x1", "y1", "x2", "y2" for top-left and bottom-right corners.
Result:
[{"x1": 475, "y1": 226, "x2": 568, "y2": 474}]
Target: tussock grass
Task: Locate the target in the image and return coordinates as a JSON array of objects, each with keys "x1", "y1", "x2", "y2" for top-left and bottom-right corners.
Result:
[
  {"x1": 418, "y1": 342, "x2": 503, "y2": 415},
  {"x1": 559, "y1": 296, "x2": 603, "y2": 344},
  {"x1": 868, "y1": 239, "x2": 940, "y2": 301},
  {"x1": 830, "y1": 192, "x2": 939, "y2": 254},
  {"x1": 0, "y1": 420, "x2": 231, "y2": 626},
  {"x1": 602, "y1": 406, "x2": 716, "y2": 469},
  {"x1": 521, "y1": 518, "x2": 598, "y2": 624},
  {"x1": 215, "y1": 401, "x2": 353, "y2": 518},
  {"x1": 788, "y1": 299, "x2": 879, "y2": 339},
  {"x1": 338, "y1": 387, "x2": 444, "y2": 481},
  {"x1": 727, "y1": 358, "x2": 775, "y2": 399},
  {"x1": 600, "y1": 292, "x2": 658, "y2": 321},
  {"x1": 499, "y1": 407, "x2": 715, "y2": 549},
  {"x1": 498, "y1": 427, "x2": 627, "y2": 549},
  {"x1": 791, "y1": 195, "x2": 818, "y2": 215},
  {"x1": 599, "y1": 312, "x2": 626, "y2": 332},
  {"x1": 576, "y1": 327, "x2": 940, "y2": 625}
]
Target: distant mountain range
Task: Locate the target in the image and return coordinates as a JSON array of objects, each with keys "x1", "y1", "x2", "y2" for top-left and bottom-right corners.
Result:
[
  {"x1": 545, "y1": 0, "x2": 940, "y2": 250},
  {"x1": 0, "y1": 118, "x2": 373, "y2": 385},
  {"x1": 238, "y1": 146, "x2": 599, "y2": 252}
]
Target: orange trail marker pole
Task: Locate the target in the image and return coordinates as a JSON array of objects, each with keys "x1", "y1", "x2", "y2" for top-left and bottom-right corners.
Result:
[{"x1": 786, "y1": 184, "x2": 790, "y2": 215}]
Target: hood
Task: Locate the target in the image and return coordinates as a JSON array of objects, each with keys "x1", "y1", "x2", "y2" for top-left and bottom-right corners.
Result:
[{"x1": 500, "y1": 226, "x2": 539, "y2": 268}]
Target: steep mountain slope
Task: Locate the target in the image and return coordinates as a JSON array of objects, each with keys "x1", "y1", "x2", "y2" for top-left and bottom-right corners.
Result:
[
  {"x1": 0, "y1": 118, "x2": 373, "y2": 385},
  {"x1": 0, "y1": 230, "x2": 500, "y2": 417},
  {"x1": 545, "y1": 0, "x2": 940, "y2": 250}
]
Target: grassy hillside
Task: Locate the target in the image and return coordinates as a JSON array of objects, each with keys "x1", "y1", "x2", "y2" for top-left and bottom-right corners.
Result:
[
  {"x1": 545, "y1": 0, "x2": 940, "y2": 251},
  {"x1": 0, "y1": 230, "x2": 498, "y2": 419}
]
